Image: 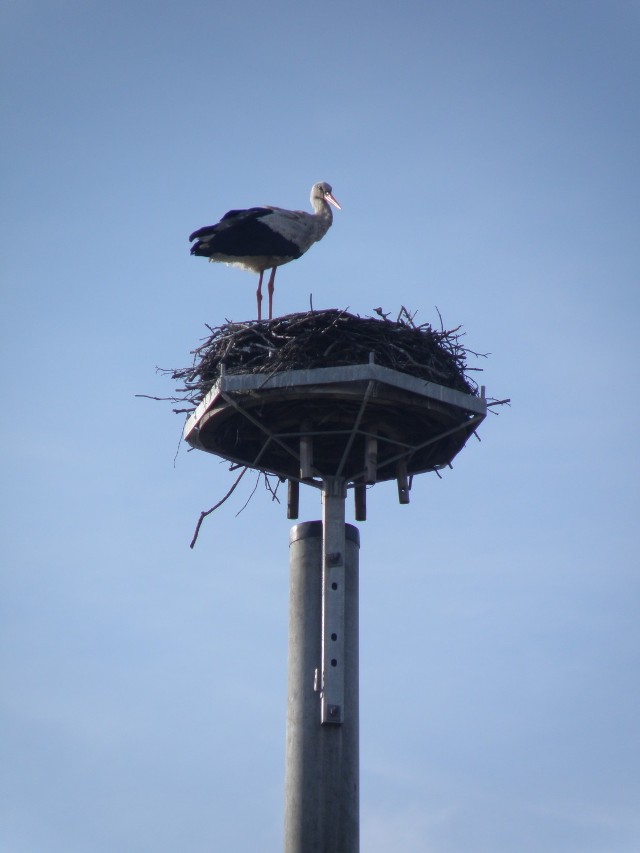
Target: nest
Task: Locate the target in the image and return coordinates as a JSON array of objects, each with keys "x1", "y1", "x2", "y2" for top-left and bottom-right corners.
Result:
[
  {"x1": 148, "y1": 308, "x2": 496, "y2": 546},
  {"x1": 166, "y1": 307, "x2": 481, "y2": 412}
]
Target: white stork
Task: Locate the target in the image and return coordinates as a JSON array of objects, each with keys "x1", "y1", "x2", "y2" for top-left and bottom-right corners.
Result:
[{"x1": 189, "y1": 182, "x2": 341, "y2": 321}]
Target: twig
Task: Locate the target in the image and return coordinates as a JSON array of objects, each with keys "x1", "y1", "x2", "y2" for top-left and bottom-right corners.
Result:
[
  {"x1": 190, "y1": 467, "x2": 248, "y2": 548},
  {"x1": 264, "y1": 474, "x2": 281, "y2": 503},
  {"x1": 235, "y1": 471, "x2": 261, "y2": 516}
]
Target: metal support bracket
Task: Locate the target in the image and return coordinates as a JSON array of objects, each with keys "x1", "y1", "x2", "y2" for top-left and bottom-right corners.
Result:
[{"x1": 321, "y1": 477, "x2": 346, "y2": 725}]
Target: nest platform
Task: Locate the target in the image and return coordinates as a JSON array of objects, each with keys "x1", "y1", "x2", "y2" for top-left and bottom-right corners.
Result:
[{"x1": 176, "y1": 310, "x2": 487, "y2": 489}]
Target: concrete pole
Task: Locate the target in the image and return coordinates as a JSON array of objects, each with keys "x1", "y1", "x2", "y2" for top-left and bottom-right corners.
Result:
[{"x1": 284, "y1": 519, "x2": 360, "y2": 853}]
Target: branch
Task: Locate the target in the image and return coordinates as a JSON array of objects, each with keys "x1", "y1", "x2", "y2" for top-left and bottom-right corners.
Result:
[
  {"x1": 189, "y1": 467, "x2": 248, "y2": 549},
  {"x1": 235, "y1": 471, "x2": 260, "y2": 517}
]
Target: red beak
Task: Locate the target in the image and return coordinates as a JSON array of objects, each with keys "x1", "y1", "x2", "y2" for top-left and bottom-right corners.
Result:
[{"x1": 325, "y1": 191, "x2": 341, "y2": 210}]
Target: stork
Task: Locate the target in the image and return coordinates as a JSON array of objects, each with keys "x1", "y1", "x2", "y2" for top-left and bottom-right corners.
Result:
[{"x1": 189, "y1": 182, "x2": 341, "y2": 321}]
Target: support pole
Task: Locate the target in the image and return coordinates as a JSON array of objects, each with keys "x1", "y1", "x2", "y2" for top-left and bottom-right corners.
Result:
[
  {"x1": 285, "y1": 520, "x2": 360, "y2": 853},
  {"x1": 321, "y1": 477, "x2": 347, "y2": 725}
]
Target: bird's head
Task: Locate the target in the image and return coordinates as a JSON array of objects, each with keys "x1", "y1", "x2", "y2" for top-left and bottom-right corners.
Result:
[{"x1": 312, "y1": 182, "x2": 341, "y2": 210}]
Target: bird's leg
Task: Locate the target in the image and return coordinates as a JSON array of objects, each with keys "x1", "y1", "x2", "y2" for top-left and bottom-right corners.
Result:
[
  {"x1": 256, "y1": 271, "x2": 263, "y2": 321},
  {"x1": 267, "y1": 267, "x2": 277, "y2": 320}
]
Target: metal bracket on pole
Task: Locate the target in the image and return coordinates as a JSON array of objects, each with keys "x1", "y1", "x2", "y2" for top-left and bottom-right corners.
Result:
[{"x1": 321, "y1": 477, "x2": 346, "y2": 725}]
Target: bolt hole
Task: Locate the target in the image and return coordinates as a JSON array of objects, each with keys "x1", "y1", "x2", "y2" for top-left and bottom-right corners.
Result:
[
  {"x1": 331, "y1": 582, "x2": 338, "y2": 590},
  {"x1": 331, "y1": 659, "x2": 338, "y2": 667},
  {"x1": 331, "y1": 632, "x2": 337, "y2": 641}
]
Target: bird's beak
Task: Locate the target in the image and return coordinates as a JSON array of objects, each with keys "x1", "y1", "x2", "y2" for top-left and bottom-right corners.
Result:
[{"x1": 325, "y1": 191, "x2": 341, "y2": 210}]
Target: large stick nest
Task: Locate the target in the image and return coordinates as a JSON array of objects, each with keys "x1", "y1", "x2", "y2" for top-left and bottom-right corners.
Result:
[{"x1": 166, "y1": 308, "x2": 482, "y2": 413}]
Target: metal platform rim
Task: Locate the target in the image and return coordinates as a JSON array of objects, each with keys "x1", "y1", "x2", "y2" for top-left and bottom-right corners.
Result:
[{"x1": 183, "y1": 361, "x2": 486, "y2": 443}]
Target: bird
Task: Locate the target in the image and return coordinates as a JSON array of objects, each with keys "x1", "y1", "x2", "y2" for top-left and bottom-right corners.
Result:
[{"x1": 189, "y1": 182, "x2": 341, "y2": 321}]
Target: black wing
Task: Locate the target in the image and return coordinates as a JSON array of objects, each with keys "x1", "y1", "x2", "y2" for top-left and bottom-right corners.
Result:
[
  {"x1": 189, "y1": 207, "x2": 272, "y2": 242},
  {"x1": 189, "y1": 208, "x2": 301, "y2": 260}
]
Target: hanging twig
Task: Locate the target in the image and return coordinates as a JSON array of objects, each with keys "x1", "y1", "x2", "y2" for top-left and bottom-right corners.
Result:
[
  {"x1": 190, "y1": 467, "x2": 248, "y2": 548},
  {"x1": 264, "y1": 474, "x2": 282, "y2": 503},
  {"x1": 235, "y1": 471, "x2": 261, "y2": 517}
]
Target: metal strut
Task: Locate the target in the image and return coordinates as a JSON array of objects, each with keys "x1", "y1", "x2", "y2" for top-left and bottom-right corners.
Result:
[{"x1": 320, "y1": 477, "x2": 347, "y2": 725}]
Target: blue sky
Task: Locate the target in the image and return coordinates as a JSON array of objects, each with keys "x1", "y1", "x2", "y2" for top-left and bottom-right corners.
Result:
[{"x1": 1, "y1": 1, "x2": 639, "y2": 850}]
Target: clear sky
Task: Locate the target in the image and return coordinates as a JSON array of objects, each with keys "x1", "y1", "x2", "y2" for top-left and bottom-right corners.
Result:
[{"x1": 1, "y1": 1, "x2": 639, "y2": 850}]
